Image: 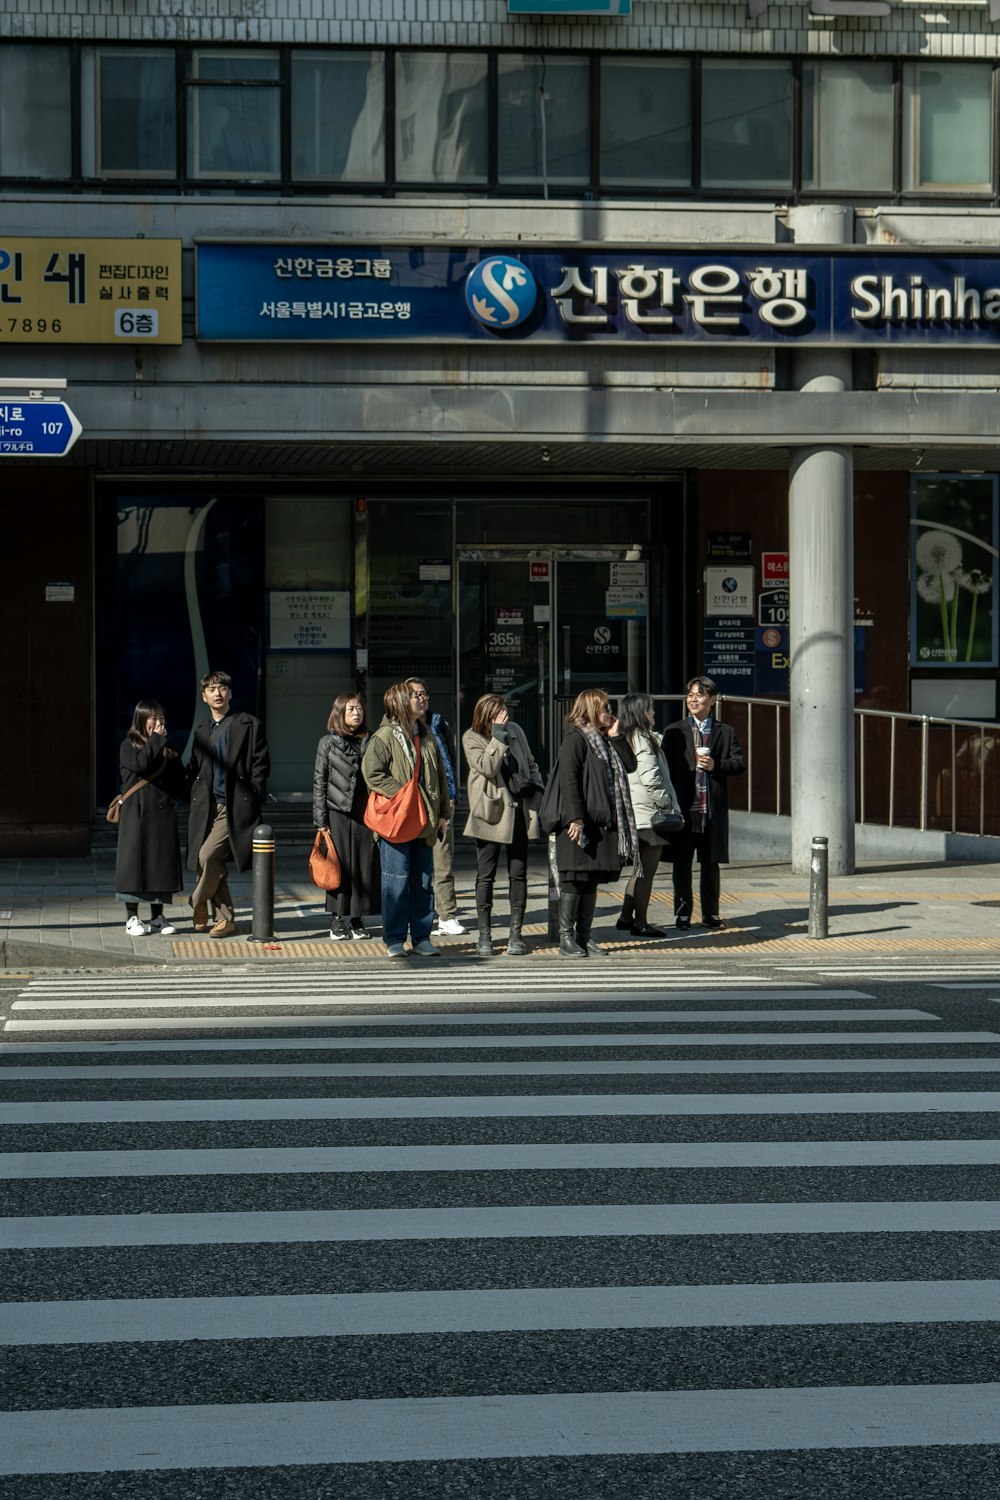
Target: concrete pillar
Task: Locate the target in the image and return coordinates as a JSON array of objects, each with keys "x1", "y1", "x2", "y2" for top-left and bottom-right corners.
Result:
[{"x1": 786, "y1": 207, "x2": 856, "y2": 876}]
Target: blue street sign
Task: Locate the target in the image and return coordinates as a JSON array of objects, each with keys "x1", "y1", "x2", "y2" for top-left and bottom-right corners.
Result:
[{"x1": 0, "y1": 399, "x2": 82, "y2": 457}]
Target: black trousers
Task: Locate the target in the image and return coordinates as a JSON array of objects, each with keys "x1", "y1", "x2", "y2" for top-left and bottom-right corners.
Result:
[
  {"x1": 670, "y1": 831, "x2": 721, "y2": 922},
  {"x1": 475, "y1": 805, "x2": 528, "y2": 911}
]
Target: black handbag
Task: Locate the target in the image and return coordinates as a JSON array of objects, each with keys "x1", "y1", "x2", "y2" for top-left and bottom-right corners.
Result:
[
  {"x1": 538, "y1": 756, "x2": 564, "y2": 835},
  {"x1": 649, "y1": 802, "x2": 685, "y2": 834}
]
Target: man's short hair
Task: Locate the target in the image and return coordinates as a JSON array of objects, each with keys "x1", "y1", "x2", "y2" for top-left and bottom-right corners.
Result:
[
  {"x1": 686, "y1": 675, "x2": 717, "y2": 697},
  {"x1": 201, "y1": 670, "x2": 232, "y2": 691}
]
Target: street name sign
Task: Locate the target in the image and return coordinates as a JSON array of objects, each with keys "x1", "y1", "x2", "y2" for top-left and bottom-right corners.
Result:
[{"x1": 0, "y1": 399, "x2": 82, "y2": 457}]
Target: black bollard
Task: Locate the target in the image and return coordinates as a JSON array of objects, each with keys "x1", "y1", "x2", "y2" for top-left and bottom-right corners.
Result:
[
  {"x1": 251, "y1": 824, "x2": 275, "y2": 942},
  {"x1": 809, "y1": 835, "x2": 829, "y2": 940}
]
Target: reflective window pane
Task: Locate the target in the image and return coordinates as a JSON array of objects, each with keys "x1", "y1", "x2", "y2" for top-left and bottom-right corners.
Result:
[
  {"x1": 498, "y1": 55, "x2": 589, "y2": 186},
  {"x1": 395, "y1": 52, "x2": 487, "y2": 184},
  {"x1": 90, "y1": 49, "x2": 176, "y2": 177},
  {"x1": 903, "y1": 63, "x2": 992, "y2": 191},
  {"x1": 600, "y1": 57, "x2": 690, "y2": 187},
  {"x1": 802, "y1": 60, "x2": 893, "y2": 193},
  {"x1": 0, "y1": 44, "x2": 71, "y2": 178},
  {"x1": 291, "y1": 50, "x2": 384, "y2": 181},
  {"x1": 188, "y1": 50, "x2": 280, "y2": 180},
  {"x1": 701, "y1": 60, "x2": 792, "y2": 190}
]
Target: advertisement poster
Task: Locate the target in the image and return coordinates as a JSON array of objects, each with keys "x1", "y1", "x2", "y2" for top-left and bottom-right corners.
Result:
[
  {"x1": 910, "y1": 475, "x2": 998, "y2": 668},
  {"x1": 0, "y1": 238, "x2": 182, "y2": 344}
]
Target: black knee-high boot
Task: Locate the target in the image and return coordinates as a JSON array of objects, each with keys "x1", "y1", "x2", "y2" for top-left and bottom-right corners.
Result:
[
  {"x1": 476, "y1": 906, "x2": 493, "y2": 958},
  {"x1": 558, "y1": 892, "x2": 586, "y2": 958},
  {"x1": 576, "y1": 891, "x2": 606, "y2": 956}
]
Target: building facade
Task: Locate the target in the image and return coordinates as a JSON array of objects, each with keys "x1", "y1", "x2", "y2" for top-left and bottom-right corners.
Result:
[{"x1": 4, "y1": 0, "x2": 1000, "y2": 862}]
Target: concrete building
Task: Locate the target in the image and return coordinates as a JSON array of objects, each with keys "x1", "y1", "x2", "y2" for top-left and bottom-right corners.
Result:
[{"x1": 4, "y1": 0, "x2": 1000, "y2": 862}]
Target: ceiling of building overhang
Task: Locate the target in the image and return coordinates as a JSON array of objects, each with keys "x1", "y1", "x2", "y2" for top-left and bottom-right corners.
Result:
[{"x1": 23, "y1": 439, "x2": 1000, "y2": 477}]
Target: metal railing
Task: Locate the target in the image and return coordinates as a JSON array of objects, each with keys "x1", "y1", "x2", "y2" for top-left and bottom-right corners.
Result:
[{"x1": 555, "y1": 693, "x2": 1000, "y2": 839}]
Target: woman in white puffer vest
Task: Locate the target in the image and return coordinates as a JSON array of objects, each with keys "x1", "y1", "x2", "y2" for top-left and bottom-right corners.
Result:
[{"x1": 615, "y1": 692, "x2": 682, "y2": 938}]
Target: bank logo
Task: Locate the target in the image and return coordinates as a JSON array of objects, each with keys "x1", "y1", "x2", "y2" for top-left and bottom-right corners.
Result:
[
  {"x1": 721, "y1": 576, "x2": 740, "y2": 593},
  {"x1": 465, "y1": 256, "x2": 538, "y2": 329},
  {"x1": 594, "y1": 626, "x2": 612, "y2": 644}
]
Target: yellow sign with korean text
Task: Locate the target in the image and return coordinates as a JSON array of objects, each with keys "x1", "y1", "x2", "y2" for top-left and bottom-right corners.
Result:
[{"x1": 0, "y1": 238, "x2": 182, "y2": 344}]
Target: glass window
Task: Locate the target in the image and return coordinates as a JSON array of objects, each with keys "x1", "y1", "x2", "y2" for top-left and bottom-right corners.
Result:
[
  {"x1": 802, "y1": 61, "x2": 893, "y2": 193},
  {"x1": 395, "y1": 52, "x2": 487, "y2": 183},
  {"x1": 600, "y1": 57, "x2": 690, "y2": 187},
  {"x1": 903, "y1": 63, "x2": 992, "y2": 192},
  {"x1": 82, "y1": 49, "x2": 176, "y2": 178},
  {"x1": 498, "y1": 55, "x2": 589, "y2": 187},
  {"x1": 701, "y1": 59, "x2": 792, "y2": 190},
  {"x1": 188, "y1": 51, "x2": 280, "y2": 180},
  {"x1": 0, "y1": 45, "x2": 71, "y2": 178},
  {"x1": 291, "y1": 50, "x2": 384, "y2": 182}
]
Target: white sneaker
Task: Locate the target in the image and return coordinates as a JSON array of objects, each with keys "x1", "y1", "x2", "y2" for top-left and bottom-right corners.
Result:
[
  {"x1": 413, "y1": 938, "x2": 442, "y2": 957},
  {"x1": 329, "y1": 926, "x2": 349, "y2": 941},
  {"x1": 125, "y1": 916, "x2": 150, "y2": 937},
  {"x1": 434, "y1": 917, "x2": 466, "y2": 936},
  {"x1": 149, "y1": 917, "x2": 177, "y2": 936},
  {"x1": 386, "y1": 942, "x2": 407, "y2": 958},
  {"x1": 349, "y1": 923, "x2": 370, "y2": 940}
]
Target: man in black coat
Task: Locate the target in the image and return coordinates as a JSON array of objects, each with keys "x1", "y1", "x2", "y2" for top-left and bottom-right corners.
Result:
[
  {"x1": 663, "y1": 676, "x2": 745, "y2": 930},
  {"x1": 186, "y1": 669, "x2": 270, "y2": 938}
]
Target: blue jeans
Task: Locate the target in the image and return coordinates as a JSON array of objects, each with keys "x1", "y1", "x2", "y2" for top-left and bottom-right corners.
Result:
[{"x1": 379, "y1": 836, "x2": 434, "y2": 945}]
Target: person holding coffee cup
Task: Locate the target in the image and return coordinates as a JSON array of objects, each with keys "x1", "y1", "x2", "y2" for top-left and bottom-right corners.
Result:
[{"x1": 662, "y1": 676, "x2": 745, "y2": 931}]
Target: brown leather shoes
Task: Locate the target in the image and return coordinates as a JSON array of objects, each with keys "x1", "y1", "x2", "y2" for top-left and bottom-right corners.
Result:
[
  {"x1": 193, "y1": 902, "x2": 209, "y2": 932},
  {"x1": 209, "y1": 918, "x2": 237, "y2": 940}
]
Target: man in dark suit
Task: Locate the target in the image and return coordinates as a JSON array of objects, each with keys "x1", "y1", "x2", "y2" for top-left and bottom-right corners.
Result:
[
  {"x1": 663, "y1": 676, "x2": 745, "y2": 930},
  {"x1": 186, "y1": 669, "x2": 270, "y2": 939}
]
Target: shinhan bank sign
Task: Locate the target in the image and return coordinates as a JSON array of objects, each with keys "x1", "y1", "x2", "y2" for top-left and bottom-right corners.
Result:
[{"x1": 508, "y1": 0, "x2": 632, "y2": 12}]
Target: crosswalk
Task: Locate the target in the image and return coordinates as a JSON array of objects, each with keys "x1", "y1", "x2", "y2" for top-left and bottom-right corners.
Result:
[{"x1": 2, "y1": 975, "x2": 1000, "y2": 1491}]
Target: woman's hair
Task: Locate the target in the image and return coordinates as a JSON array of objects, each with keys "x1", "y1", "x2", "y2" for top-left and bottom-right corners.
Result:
[
  {"x1": 618, "y1": 692, "x2": 657, "y2": 753},
  {"x1": 384, "y1": 681, "x2": 418, "y2": 725},
  {"x1": 327, "y1": 693, "x2": 366, "y2": 735},
  {"x1": 565, "y1": 688, "x2": 610, "y2": 732},
  {"x1": 127, "y1": 699, "x2": 166, "y2": 748},
  {"x1": 471, "y1": 693, "x2": 506, "y2": 736}
]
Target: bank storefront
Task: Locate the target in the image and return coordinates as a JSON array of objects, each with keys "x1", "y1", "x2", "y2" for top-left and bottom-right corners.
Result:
[{"x1": 7, "y1": 199, "x2": 1000, "y2": 858}]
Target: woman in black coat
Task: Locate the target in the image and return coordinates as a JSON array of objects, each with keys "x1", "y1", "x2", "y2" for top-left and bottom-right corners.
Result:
[
  {"x1": 552, "y1": 688, "x2": 638, "y2": 959},
  {"x1": 114, "y1": 699, "x2": 187, "y2": 937},
  {"x1": 312, "y1": 692, "x2": 381, "y2": 940}
]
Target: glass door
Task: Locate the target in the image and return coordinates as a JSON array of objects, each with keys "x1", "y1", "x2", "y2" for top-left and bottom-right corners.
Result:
[
  {"x1": 457, "y1": 552, "x2": 553, "y2": 776},
  {"x1": 457, "y1": 547, "x2": 649, "y2": 783}
]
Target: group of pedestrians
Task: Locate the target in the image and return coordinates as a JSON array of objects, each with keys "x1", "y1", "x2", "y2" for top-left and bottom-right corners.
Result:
[{"x1": 113, "y1": 668, "x2": 744, "y2": 955}]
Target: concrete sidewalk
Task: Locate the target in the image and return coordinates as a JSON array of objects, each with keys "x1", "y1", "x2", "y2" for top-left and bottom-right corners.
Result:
[{"x1": 0, "y1": 841, "x2": 999, "y2": 967}]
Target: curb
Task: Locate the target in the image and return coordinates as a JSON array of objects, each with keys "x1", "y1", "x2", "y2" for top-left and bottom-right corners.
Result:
[{"x1": 0, "y1": 939, "x2": 161, "y2": 971}]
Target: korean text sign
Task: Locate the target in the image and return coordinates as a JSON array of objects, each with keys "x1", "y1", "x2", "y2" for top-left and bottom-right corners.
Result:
[
  {"x1": 197, "y1": 243, "x2": 1000, "y2": 345},
  {"x1": 0, "y1": 239, "x2": 182, "y2": 345}
]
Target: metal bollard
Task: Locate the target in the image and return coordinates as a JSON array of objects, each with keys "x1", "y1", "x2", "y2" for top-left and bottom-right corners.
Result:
[
  {"x1": 251, "y1": 824, "x2": 275, "y2": 942},
  {"x1": 808, "y1": 835, "x2": 829, "y2": 940},
  {"x1": 547, "y1": 834, "x2": 561, "y2": 943}
]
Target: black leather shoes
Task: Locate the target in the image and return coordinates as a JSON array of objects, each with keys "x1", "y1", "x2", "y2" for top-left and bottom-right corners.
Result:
[
  {"x1": 675, "y1": 917, "x2": 691, "y2": 930},
  {"x1": 703, "y1": 915, "x2": 724, "y2": 929}
]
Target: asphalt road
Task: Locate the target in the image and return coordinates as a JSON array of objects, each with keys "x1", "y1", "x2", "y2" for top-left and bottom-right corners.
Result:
[{"x1": 1, "y1": 959, "x2": 1000, "y2": 1498}]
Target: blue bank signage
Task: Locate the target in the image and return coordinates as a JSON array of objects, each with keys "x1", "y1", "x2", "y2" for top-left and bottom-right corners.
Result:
[
  {"x1": 196, "y1": 243, "x2": 1000, "y2": 347},
  {"x1": 0, "y1": 399, "x2": 81, "y2": 457}
]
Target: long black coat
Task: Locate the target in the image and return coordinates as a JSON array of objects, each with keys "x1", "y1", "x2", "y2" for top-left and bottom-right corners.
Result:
[
  {"x1": 554, "y1": 728, "x2": 637, "y2": 880},
  {"x1": 114, "y1": 732, "x2": 186, "y2": 896},
  {"x1": 662, "y1": 716, "x2": 745, "y2": 864},
  {"x1": 186, "y1": 712, "x2": 270, "y2": 874}
]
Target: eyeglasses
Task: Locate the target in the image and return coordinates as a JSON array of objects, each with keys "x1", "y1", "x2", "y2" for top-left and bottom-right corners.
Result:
[{"x1": 410, "y1": 690, "x2": 429, "y2": 700}]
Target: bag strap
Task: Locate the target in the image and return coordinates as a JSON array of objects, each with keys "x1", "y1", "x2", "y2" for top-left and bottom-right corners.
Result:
[
  {"x1": 412, "y1": 735, "x2": 422, "y2": 781},
  {"x1": 114, "y1": 756, "x2": 168, "y2": 808}
]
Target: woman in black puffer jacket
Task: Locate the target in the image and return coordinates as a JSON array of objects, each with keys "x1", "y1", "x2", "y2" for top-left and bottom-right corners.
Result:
[{"x1": 312, "y1": 693, "x2": 381, "y2": 940}]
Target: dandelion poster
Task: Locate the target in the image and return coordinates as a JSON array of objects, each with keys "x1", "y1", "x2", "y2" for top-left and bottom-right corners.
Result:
[{"x1": 910, "y1": 475, "x2": 998, "y2": 668}]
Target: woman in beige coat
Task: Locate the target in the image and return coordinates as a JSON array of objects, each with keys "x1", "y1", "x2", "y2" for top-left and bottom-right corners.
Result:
[{"x1": 462, "y1": 693, "x2": 543, "y2": 958}]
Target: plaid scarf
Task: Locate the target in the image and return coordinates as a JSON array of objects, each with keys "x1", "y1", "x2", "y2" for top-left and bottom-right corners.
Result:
[
  {"x1": 689, "y1": 714, "x2": 712, "y2": 834},
  {"x1": 581, "y1": 726, "x2": 638, "y2": 865}
]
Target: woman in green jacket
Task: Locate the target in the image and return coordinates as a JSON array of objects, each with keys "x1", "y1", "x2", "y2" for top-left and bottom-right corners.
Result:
[{"x1": 361, "y1": 680, "x2": 448, "y2": 957}]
